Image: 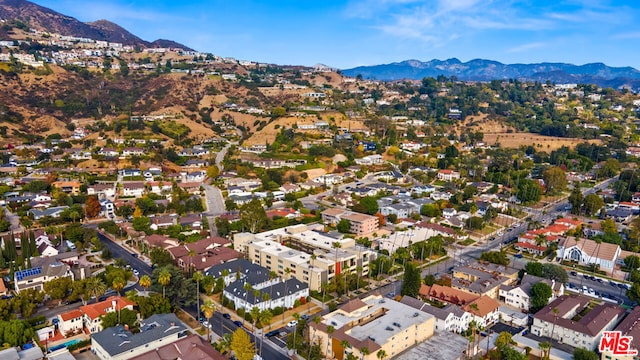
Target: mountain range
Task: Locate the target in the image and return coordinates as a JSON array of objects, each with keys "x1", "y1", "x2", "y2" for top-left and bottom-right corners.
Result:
[
  {"x1": 0, "y1": 0, "x2": 193, "y2": 50},
  {"x1": 342, "y1": 58, "x2": 640, "y2": 89}
]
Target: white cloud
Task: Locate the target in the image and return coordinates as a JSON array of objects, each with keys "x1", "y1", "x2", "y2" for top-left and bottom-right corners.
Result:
[{"x1": 507, "y1": 42, "x2": 548, "y2": 53}]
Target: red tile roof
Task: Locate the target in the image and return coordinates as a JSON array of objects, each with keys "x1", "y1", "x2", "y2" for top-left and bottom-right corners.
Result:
[
  {"x1": 60, "y1": 309, "x2": 83, "y2": 321},
  {"x1": 80, "y1": 296, "x2": 135, "y2": 320}
]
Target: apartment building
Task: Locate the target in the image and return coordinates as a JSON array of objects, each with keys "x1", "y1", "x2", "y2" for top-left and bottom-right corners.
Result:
[
  {"x1": 601, "y1": 306, "x2": 640, "y2": 360},
  {"x1": 321, "y1": 209, "x2": 379, "y2": 236},
  {"x1": 531, "y1": 294, "x2": 625, "y2": 351},
  {"x1": 451, "y1": 261, "x2": 519, "y2": 299},
  {"x1": 309, "y1": 295, "x2": 435, "y2": 360},
  {"x1": 234, "y1": 224, "x2": 376, "y2": 291}
]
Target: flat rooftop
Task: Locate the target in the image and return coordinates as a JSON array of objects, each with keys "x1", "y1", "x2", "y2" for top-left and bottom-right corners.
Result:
[
  {"x1": 394, "y1": 331, "x2": 468, "y2": 360},
  {"x1": 323, "y1": 295, "x2": 433, "y2": 346}
]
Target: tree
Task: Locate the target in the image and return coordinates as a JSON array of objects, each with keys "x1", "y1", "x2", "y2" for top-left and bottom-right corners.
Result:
[
  {"x1": 626, "y1": 282, "x2": 640, "y2": 303},
  {"x1": 572, "y1": 348, "x2": 598, "y2": 360},
  {"x1": 495, "y1": 331, "x2": 514, "y2": 350},
  {"x1": 84, "y1": 195, "x2": 102, "y2": 218},
  {"x1": 401, "y1": 263, "x2": 421, "y2": 297},
  {"x1": 158, "y1": 269, "x2": 171, "y2": 299},
  {"x1": 230, "y1": 328, "x2": 255, "y2": 360},
  {"x1": 132, "y1": 216, "x2": 151, "y2": 232},
  {"x1": 206, "y1": 165, "x2": 220, "y2": 179},
  {"x1": 542, "y1": 166, "x2": 567, "y2": 195},
  {"x1": 539, "y1": 341, "x2": 551, "y2": 360},
  {"x1": 353, "y1": 196, "x2": 379, "y2": 215},
  {"x1": 624, "y1": 255, "x2": 640, "y2": 271},
  {"x1": 139, "y1": 275, "x2": 151, "y2": 295},
  {"x1": 202, "y1": 300, "x2": 216, "y2": 342},
  {"x1": 541, "y1": 263, "x2": 569, "y2": 283},
  {"x1": 530, "y1": 282, "x2": 553, "y2": 313},
  {"x1": 112, "y1": 277, "x2": 126, "y2": 296},
  {"x1": 516, "y1": 179, "x2": 542, "y2": 204},
  {"x1": 376, "y1": 349, "x2": 387, "y2": 360},
  {"x1": 479, "y1": 250, "x2": 509, "y2": 265},
  {"x1": 583, "y1": 194, "x2": 604, "y2": 216},
  {"x1": 240, "y1": 199, "x2": 267, "y2": 233},
  {"x1": 568, "y1": 184, "x2": 583, "y2": 215},
  {"x1": 43, "y1": 277, "x2": 72, "y2": 305},
  {"x1": 152, "y1": 265, "x2": 196, "y2": 308},
  {"x1": 136, "y1": 293, "x2": 171, "y2": 319},
  {"x1": 149, "y1": 247, "x2": 173, "y2": 267},
  {"x1": 524, "y1": 262, "x2": 543, "y2": 277},
  {"x1": 85, "y1": 277, "x2": 107, "y2": 303},
  {"x1": 193, "y1": 271, "x2": 203, "y2": 322},
  {"x1": 337, "y1": 219, "x2": 351, "y2": 233},
  {"x1": 100, "y1": 308, "x2": 138, "y2": 330}
]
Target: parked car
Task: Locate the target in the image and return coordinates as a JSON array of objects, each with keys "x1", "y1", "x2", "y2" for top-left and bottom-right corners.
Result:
[
  {"x1": 233, "y1": 320, "x2": 243, "y2": 327},
  {"x1": 287, "y1": 320, "x2": 298, "y2": 328},
  {"x1": 570, "y1": 271, "x2": 578, "y2": 276},
  {"x1": 301, "y1": 314, "x2": 310, "y2": 321},
  {"x1": 223, "y1": 313, "x2": 231, "y2": 319},
  {"x1": 265, "y1": 330, "x2": 280, "y2": 337}
]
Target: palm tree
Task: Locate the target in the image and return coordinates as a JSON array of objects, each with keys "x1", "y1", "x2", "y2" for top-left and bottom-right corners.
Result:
[
  {"x1": 291, "y1": 312, "x2": 301, "y2": 354},
  {"x1": 112, "y1": 277, "x2": 126, "y2": 296},
  {"x1": 550, "y1": 306, "x2": 559, "y2": 342},
  {"x1": 340, "y1": 340, "x2": 351, "y2": 359},
  {"x1": 359, "y1": 346, "x2": 370, "y2": 360},
  {"x1": 86, "y1": 277, "x2": 107, "y2": 303},
  {"x1": 139, "y1": 275, "x2": 151, "y2": 296},
  {"x1": 258, "y1": 309, "x2": 273, "y2": 357},
  {"x1": 538, "y1": 341, "x2": 551, "y2": 360},
  {"x1": 250, "y1": 306, "x2": 261, "y2": 351},
  {"x1": 261, "y1": 292, "x2": 271, "y2": 311},
  {"x1": 326, "y1": 325, "x2": 335, "y2": 358},
  {"x1": 158, "y1": 269, "x2": 171, "y2": 299},
  {"x1": 202, "y1": 300, "x2": 216, "y2": 343},
  {"x1": 243, "y1": 282, "x2": 253, "y2": 325},
  {"x1": 376, "y1": 349, "x2": 387, "y2": 360},
  {"x1": 193, "y1": 271, "x2": 203, "y2": 321},
  {"x1": 187, "y1": 249, "x2": 196, "y2": 275}
]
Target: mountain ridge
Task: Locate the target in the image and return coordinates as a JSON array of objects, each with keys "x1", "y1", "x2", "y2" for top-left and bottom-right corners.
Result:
[
  {"x1": 0, "y1": 0, "x2": 194, "y2": 50},
  {"x1": 342, "y1": 58, "x2": 640, "y2": 89}
]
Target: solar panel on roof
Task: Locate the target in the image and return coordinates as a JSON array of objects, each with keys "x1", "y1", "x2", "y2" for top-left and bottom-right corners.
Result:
[{"x1": 15, "y1": 267, "x2": 42, "y2": 281}]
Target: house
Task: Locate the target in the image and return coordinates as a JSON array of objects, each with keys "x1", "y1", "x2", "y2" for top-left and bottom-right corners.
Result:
[
  {"x1": 437, "y1": 170, "x2": 461, "y2": 181},
  {"x1": 28, "y1": 206, "x2": 69, "y2": 220},
  {"x1": 167, "y1": 237, "x2": 240, "y2": 272},
  {"x1": 14, "y1": 260, "x2": 74, "y2": 293},
  {"x1": 98, "y1": 147, "x2": 119, "y2": 157},
  {"x1": 601, "y1": 306, "x2": 640, "y2": 360},
  {"x1": 56, "y1": 309, "x2": 84, "y2": 336},
  {"x1": 400, "y1": 296, "x2": 472, "y2": 334},
  {"x1": 100, "y1": 200, "x2": 116, "y2": 219},
  {"x1": 37, "y1": 242, "x2": 59, "y2": 257},
  {"x1": 179, "y1": 213, "x2": 203, "y2": 230},
  {"x1": 186, "y1": 171, "x2": 206, "y2": 182},
  {"x1": 128, "y1": 334, "x2": 226, "y2": 360},
  {"x1": 51, "y1": 181, "x2": 82, "y2": 195},
  {"x1": 121, "y1": 147, "x2": 144, "y2": 157},
  {"x1": 149, "y1": 214, "x2": 177, "y2": 230},
  {"x1": 224, "y1": 277, "x2": 308, "y2": 311},
  {"x1": 121, "y1": 182, "x2": 146, "y2": 197},
  {"x1": 80, "y1": 296, "x2": 136, "y2": 334},
  {"x1": 308, "y1": 295, "x2": 435, "y2": 360},
  {"x1": 419, "y1": 284, "x2": 479, "y2": 306},
  {"x1": 531, "y1": 294, "x2": 625, "y2": 351},
  {"x1": 355, "y1": 155, "x2": 383, "y2": 166},
  {"x1": 450, "y1": 261, "x2": 519, "y2": 299},
  {"x1": 91, "y1": 313, "x2": 189, "y2": 360},
  {"x1": 462, "y1": 296, "x2": 500, "y2": 328},
  {"x1": 557, "y1": 237, "x2": 621, "y2": 271},
  {"x1": 266, "y1": 208, "x2": 300, "y2": 220},
  {"x1": 378, "y1": 203, "x2": 416, "y2": 219},
  {"x1": 498, "y1": 274, "x2": 563, "y2": 311},
  {"x1": 87, "y1": 184, "x2": 116, "y2": 198}
]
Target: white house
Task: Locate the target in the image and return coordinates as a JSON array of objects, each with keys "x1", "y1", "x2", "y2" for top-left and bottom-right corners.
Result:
[
  {"x1": 437, "y1": 169, "x2": 461, "y2": 181},
  {"x1": 498, "y1": 274, "x2": 563, "y2": 311},
  {"x1": 557, "y1": 237, "x2": 621, "y2": 272},
  {"x1": 121, "y1": 182, "x2": 146, "y2": 197},
  {"x1": 400, "y1": 297, "x2": 471, "y2": 334},
  {"x1": 224, "y1": 278, "x2": 309, "y2": 312}
]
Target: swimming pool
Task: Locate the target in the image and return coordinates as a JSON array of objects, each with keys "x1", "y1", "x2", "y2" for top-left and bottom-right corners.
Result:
[{"x1": 48, "y1": 338, "x2": 82, "y2": 352}]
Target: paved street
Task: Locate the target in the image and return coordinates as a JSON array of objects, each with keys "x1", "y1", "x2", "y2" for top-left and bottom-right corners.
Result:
[{"x1": 2, "y1": 206, "x2": 23, "y2": 233}]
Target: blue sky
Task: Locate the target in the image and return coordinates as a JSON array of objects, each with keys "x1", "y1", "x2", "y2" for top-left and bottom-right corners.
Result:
[{"x1": 32, "y1": 0, "x2": 640, "y2": 69}]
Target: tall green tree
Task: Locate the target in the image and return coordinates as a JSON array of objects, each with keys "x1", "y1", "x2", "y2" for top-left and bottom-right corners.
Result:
[
  {"x1": 583, "y1": 194, "x2": 604, "y2": 216},
  {"x1": 542, "y1": 166, "x2": 567, "y2": 195},
  {"x1": 401, "y1": 263, "x2": 421, "y2": 297},
  {"x1": 240, "y1": 199, "x2": 267, "y2": 233},
  {"x1": 230, "y1": 328, "x2": 255, "y2": 360},
  {"x1": 530, "y1": 282, "x2": 553, "y2": 313},
  {"x1": 572, "y1": 347, "x2": 599, "y2": 360},
  {"x1": 568, "y1": 184, "x2": 583, "y2": 215}
]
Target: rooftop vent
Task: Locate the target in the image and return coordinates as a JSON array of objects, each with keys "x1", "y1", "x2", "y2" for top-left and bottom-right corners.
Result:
[
  {"x1": 413, "y1": 313, "x2": 419, "y2": 317},
  {"x1": 385, "y1": 326, "x2": 394, "y2": 331},
  {"x1": 393, "y1": 322, "x2": 401, "y2": 327}
]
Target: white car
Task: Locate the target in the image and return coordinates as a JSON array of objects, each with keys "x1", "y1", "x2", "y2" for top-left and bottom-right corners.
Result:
[
  {"x1": 287, "y1": 320, "x2": 298, "y2": 328},
  {"x1": 133, "y1": 269, "x2": 140, "y2": 276}
]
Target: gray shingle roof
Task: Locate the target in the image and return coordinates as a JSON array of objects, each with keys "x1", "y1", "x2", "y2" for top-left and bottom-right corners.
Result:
[{"x1": 91, "y1": 313, "x2": 187, "y2": 357}]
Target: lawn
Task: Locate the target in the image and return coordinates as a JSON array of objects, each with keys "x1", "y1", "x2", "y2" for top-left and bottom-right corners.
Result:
[{"x1": 459, "y1": 238, "x2": 476, "y2": 246}]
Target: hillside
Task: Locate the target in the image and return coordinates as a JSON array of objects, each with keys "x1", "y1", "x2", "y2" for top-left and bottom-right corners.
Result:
[{"x1": 0, "y1": 0, "x2": 192, "y2": 50}]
